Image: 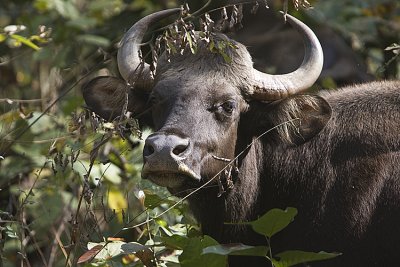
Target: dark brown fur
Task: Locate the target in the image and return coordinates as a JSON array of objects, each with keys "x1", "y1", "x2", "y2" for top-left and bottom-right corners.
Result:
[{"x1": 82, "y1": 31, "x2": 400, "y2": 266}]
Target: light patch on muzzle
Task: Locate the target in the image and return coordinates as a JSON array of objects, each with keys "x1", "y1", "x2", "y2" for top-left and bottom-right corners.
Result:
[{"x1": 142, "y1": 162, "x2": 201, "y2": 189}]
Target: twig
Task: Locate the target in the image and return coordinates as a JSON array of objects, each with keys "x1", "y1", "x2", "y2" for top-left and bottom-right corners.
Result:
[
  {"x1": 212, "y1": 155, "x2": 231, "y2": 162},
  {"x1": 48, "y1": 215, "x2": 68, "y2": 267},
  {"x1": 0, "y1": 98, "x2": 45, "y2": 103},
  {"x1": 65, "y1": 133, "x2": 110, "y2": 267},
  {"x1": 27, "y1": 229, "x2": 48, "y2": 267}
]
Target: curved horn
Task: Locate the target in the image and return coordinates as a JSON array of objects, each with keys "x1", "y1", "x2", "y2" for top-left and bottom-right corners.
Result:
[
  {"x1": 117, "y1": 8, "x2": 180, "y2": 89},
  {"x1": 251, "y1": 13, "x2": 323, "y2": 101}
]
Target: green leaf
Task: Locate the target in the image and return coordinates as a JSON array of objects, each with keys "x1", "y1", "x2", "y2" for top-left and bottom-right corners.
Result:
[
  {"x1": 120, "y1": 242, "x2": 148, "y2": 254},
  {"x1": 217, "y1": 41, "x2": 232, "y2": 63},
  {"x1": 88, "y1": 0, "x2": 123, "y2": 16},
  {"x1": 143, "y1": 190, "x2": 175, "y2": 209},
  {"x1": 53, "y1": 0, "x2": 80, "y2": 19},
  {"x1": 209, "y1": 40, "x2": 216, "y2": 53},
  {"x1": 179, "y1": 236, "x2": 227, "y2": 267},
  {"x1": 29, "y1": 35, "x2": 50, "y2": 44},
  {"x1": 10, "y1": 34, "x2": 40, "y2": 50},
  {"x1": 66, "y1": 17, "x2": 98, "y2": 30},
  {"x1": 34, "y1": 0, "x2": 50, "y2": 12},
  {"x1": 271, "y1": 250, "x2": 341, "y2": 267},
  {"x1": 26, "y1": 111, "x2": 53, "y2": 135},
  {"x1": 155, "y1": 217, "x2": 168, "y2": 228},
  {"x1": 220, "y1": 50, "x2": 232, "y2": 63},
  {"x1": 202, "y1": 243, "x2": 269, "y2": 257},
  {"x1": 77, "y1": 34, "x2": 110, "y2": 47},
  {"x1": 0, "y1": 34, "x2": 6, "y2": 42},
  {"x1": 161, "y1": 234, "x2": 189, "y2": 250},
  {"x1": 86, "y1": 241, "x2": 120, "y2": 260},
  {"x1": 5, "y1": 226, "x2": 18, "y2": 239},
  {"x1": 80, "y1": 241, "x2": 149, "y2": 263},
  {"x1": 249, "y1": 208, "x2": 298, "y2": 238}
]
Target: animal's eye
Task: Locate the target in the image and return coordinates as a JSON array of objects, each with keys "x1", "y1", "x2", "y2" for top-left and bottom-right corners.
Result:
[{"x1": 220, "y1": 100, "x2": 236, "y2": 114}]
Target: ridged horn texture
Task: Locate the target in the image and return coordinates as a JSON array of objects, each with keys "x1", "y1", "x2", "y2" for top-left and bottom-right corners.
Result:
[
  {"x1": 117, "y1": 8, "x2": 181, "y2": 89},
  {"x1": 250, "y1": 13, "x2": 323, "y2": 101}
]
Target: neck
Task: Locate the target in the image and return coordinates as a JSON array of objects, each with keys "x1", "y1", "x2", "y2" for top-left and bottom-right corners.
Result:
[{"x1": 188, "y1": 140, "x2": 264, "y2": 243}]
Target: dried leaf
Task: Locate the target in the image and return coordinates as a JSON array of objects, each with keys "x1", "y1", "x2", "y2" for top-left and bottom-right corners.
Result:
[
  {"x1": 221, "y1": 7, "x2": 228, "y2": 21},
  {"x1": 293, "y1": 0, "x2": 312, "y2": 10},
  {"x1": 77, "y1": 245, "x2": 104, "y2": 264},
  {"x1": 204, "y1": 12, "x2": 214, "y2": 28},
  {"x1": 229, "y1": 5, "x2": 238, "y2": 29},
  {"x1": 385, "y1": 43, "x2": 400, "y2": 54},
  {"x1": 251, "y1": 1, "x2": 260, "y2": 14},
  {"x1": 186, "y1": 31, "x2": 197, "y2": 54},
  {"x1": 136, "y1": 249, "x2": 156, "y2": 267}
]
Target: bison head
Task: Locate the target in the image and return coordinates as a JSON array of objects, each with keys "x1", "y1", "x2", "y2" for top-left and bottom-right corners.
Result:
[{"x1": 82, "y1": 9, "x2": 331, "y2": 194}]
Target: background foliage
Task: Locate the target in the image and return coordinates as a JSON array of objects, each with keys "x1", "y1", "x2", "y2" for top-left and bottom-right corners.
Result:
[{"x1": 0, "y1": 0, "x2": 399, "y2": 266}]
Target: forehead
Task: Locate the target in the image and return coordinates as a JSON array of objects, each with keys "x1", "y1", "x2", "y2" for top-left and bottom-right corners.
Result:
[
  {"x1": 152, "y1": 33, "x2": 255, "y2": 101},
  {"x1": 152, "y1": 78, "x2": 242, "y2": 101}
]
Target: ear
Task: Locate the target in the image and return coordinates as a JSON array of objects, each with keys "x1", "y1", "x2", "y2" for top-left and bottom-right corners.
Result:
[
  {"x1": 271, "y1": 95, "x2": 331, "y2": 145},
  {"x1": 82, "y1": 76, "x2": 152, "y2": 126},
  {"x1": 247, "y1": 95, "x2": 331, "y2": 146}
]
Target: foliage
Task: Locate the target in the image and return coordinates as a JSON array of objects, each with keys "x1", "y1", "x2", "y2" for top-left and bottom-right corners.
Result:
[
  {"x1": 0, "y1": 0, "x2": 398, "y2": 267},
  {"x1": 203, "y1": 208, "x2": 340, "y2": 266},
  {"x1": 311, "y1": 0, "x2": 399, "y2": 79}
]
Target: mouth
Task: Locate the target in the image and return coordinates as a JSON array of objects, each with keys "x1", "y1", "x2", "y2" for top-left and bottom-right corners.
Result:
[{"x1": 142, "y1": 163, "x2": 201, "y2": 189}]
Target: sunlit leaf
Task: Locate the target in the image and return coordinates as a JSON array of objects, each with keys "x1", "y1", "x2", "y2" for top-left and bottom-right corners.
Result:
[
  {"x1": 108, "y1": 187, "x2": 127, "y2": 222},
  {"x1": 179, "y1": 236, "x2": 227, "y2": 267},
  {"x1": 5, "y1": 226, "x2": 18, "y2": 239},
  {"x1": 88, "y1": 241, "x2": 123, "y2": 260},
  {"x1": 4, "y1": 25, "x2": 26, "y2": 34},
  {"x1": 26, "y1": 112, "x2": 53, "y2": 134},
  {"x1": 385, "y1": 43, "x2": 400, "y2": 55},
  {"x1": 0, "y1": 110, "x2": 21, "y2": 124},
  {"x1": 155, "y1": 217, "x2": 168, "y2": 228},
  {"x1": 0, "y1": 34, "x2": 6, "y2": 42},
  {"x1": 29, "y1": 35, "x2": 50, "y2": 44},
  {"x1": 100, "y1": 163, "x2": 122, "y2": 184},
  {"x1": 202, "y1": 243, "x2": 269, "y2": 257},
  {"x1": 248, "y1": 208, "x2": 298, "y2": 238},
  {"x1": 10, "y1": 34, "x2": 40, "y2": 50},
  {"x1": 271, "y1": 250, "x2": 341, "y2": 267},
  {"x1": 34, "y1": 0, "x2": 50, "y2": 12},
  {"x1": 80, "y1": 241, "x2": 150, "y2": 264}
]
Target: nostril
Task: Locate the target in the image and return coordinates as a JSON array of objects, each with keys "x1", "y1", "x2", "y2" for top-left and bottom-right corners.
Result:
[
  {"x1": 173, "y1": 144, "x2": 189, "y2": 156},
  {"x1": 143, "y1": 144, "x2": 155, "y2": 157}
]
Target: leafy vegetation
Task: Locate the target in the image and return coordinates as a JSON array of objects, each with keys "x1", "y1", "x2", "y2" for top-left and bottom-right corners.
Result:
[{"x1": 0, "y1": 0, "x2": 398, "y2": 266}]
